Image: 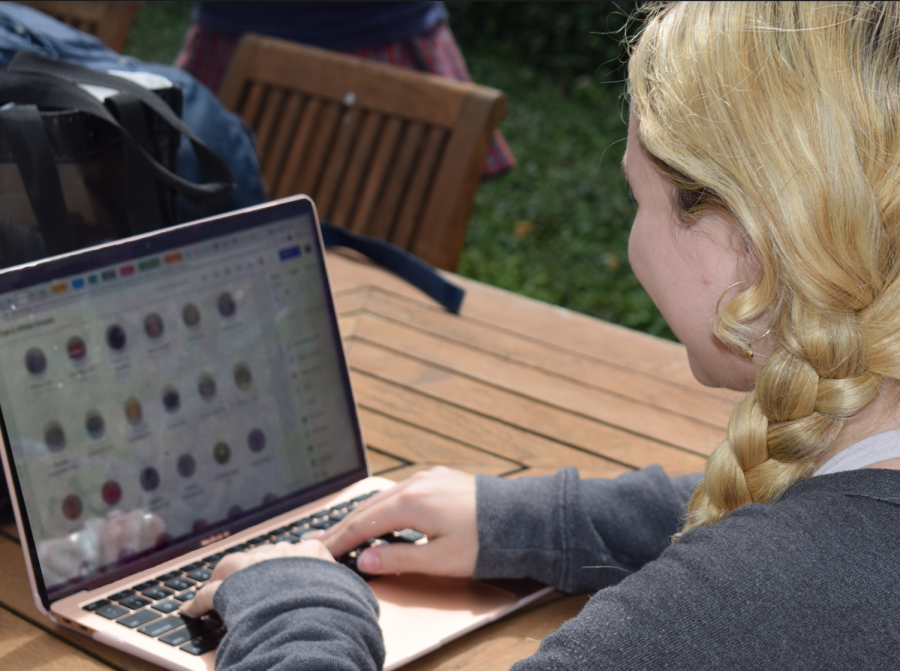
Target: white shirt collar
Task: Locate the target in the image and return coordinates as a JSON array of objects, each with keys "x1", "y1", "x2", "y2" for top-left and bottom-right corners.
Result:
[{"x1": 813, "y1": 428, "x2": 900, "y2": 476}]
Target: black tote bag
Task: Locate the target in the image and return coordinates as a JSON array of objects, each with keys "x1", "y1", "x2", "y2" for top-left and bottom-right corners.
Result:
[{"x1": 0, "y1": 51, "x2": 235, "y2": 265}]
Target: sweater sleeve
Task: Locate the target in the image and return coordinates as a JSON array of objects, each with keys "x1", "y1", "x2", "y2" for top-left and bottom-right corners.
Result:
[
  {"x1": 212, "y1": 557, "x2": 384, "y2": 671},
  {"x1": 473, "y1": 465, "x2": 701, "y2": 593}
]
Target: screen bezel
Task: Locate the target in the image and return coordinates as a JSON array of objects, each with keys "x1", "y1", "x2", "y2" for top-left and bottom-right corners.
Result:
[{"x1": 0, "y1": 195, "x2": 369, "y2": 610}]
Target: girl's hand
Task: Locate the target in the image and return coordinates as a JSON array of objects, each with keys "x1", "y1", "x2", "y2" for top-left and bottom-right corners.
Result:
[
  {"x1": 316, "y1": 466, "x2": 478, "y2": 578},
  {"x1": 183, "y1": 540, "x2": 335, "y2": 617}
]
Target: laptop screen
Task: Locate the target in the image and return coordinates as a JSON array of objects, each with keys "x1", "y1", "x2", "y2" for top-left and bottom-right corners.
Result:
[{"x1": 0, "y1": 197, "x2": 367, "y2": 603}]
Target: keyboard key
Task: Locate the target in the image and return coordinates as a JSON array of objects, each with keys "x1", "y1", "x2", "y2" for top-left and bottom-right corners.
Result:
[
  {"x1": 142, "y1": 587, "x2": 174, "y2": 601},
  {"x1": 329, "y1": 510, "x2": 347, "y2": 522},
  {"x1": 164, "y1": 578, "x2": 196, "y2": 592},
  {"x1": 96, "y1": 604, "x2": 129, "y2": 619},
  {"x1": 138, "y1": 615, "x2": 188, "y2": 638},
  {"x1": 108, "y1": 589, "x2": 135, "y2": 601},
  {"x1": 203, "y1": 627, "x2": 226, "y2": 644},
  {"x1": 132, "y1": 580, "x2": 158, "y2": 592},
  {"x1": 309, "y1": 519, "x2": 333, "y2": 530},
  {"x1": 270, "y1": 526, "x2": 290, "y2": 536},
  {"x1": 203, "y1": 552, "x2": 225, "y2": 564},
  {"x1": 83, "y1": 599, "x2": 110, "y2": 612},
  {"x1": 271, "y1": 535, "x2": 297, "y2": 544},
  {"x1": 117, "y1": 609, "x2": 160, "y2": 629},
  {"x1": 152, "y1": 600, "x2": 181, "y2": 614},
  {"x1": 186, "y1": 569, "x2": 212, "y2": 582},
  {"x1": 174, "y1": 591, "x2": 195, "y2": 602},
  {"x1": 156, "y1": 571, "x2": 182, "y2": 582},
  {"x1": 181, "y1": 638, "x2": 216, "y2": 656},
  {"x1": 224, "y1": 543, "x2": 250, "y2": 554},
  {"x1": 180, "y1": 562, "x2": 204, "y2": 573},
  {"x1": 339, "y1": 550, "x2": 361, "y2": 571},
  {"x1": 160, "y1": 627, "x2": 195, "y2": 647},
  {"x1": 119, "y1": 596, "x2": 152, "y2": 610},
  {"x1": 247, "y1": 535, "x2": 269, "y2": 546}
]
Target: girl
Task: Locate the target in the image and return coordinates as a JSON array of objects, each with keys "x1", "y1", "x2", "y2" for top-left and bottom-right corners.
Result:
[{"x1": 185, "y1": 3, "x2": 900, "y2": 668}]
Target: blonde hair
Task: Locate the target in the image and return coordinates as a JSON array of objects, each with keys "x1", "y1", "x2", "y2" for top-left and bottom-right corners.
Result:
[{"x1": 627, "y1": 2, "x2": 900, "y2": 535}]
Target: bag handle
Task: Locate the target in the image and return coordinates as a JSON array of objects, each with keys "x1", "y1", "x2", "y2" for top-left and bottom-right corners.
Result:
[
  {"x1": 0, "y1": 104, "x2": 76, "y2": 255},
  {"x1": 105, "y1": 92, "x2": 166, "y2": 235},
  {"x1": 0, "y1": 72, "x2": 233, "y2": 205},
  {"x1": 321, "y1": 223, "x2": 464, "y2": 314},
  {"x1": 7, "y1": 51, "x2": 234, "y2": 196}
]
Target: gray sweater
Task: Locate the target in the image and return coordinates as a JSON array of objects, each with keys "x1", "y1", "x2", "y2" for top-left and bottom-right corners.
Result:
[{"x1": 213, "y1": 466, "x2": 900, "y2": 670}]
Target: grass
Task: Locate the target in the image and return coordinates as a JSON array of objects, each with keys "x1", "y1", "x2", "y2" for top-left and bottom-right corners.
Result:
[
  {"x1": 456, "y1": 53, "x2": 673, "y2": 339},
  {"x1": 123, "y1": 2, "x2": 674, "y2": 341}
]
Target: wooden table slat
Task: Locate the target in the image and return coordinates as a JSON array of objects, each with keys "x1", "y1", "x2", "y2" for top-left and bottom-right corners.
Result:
[
  {"x1": 326, "y1": 251, "x2": 741, "y2": 403},
  {"x1": 360, "y1": 407, "x2": 521, "y2": 476},
  {"x1": 361, "y1": 290, "x2": 736, "y2": 427},
  {"x1": 367, "y1": 447, "x2": 408, "y2": 474},
  {"x1": 353, "y1": 371, "x2": 704, "y2": 476},
  {"x1": 350, "y1": 342, "x2": 711, "y2": 473},
  {"x1": 1, "y1": 522, "x2": 18, "y2": 540},
  {"x1": 0, "y1": 606, "x2": 112, "y2": 670},
  {"x1": 350, "y1": 313, "x2": 730, "y2": 450},
  {"x1": 333, "y1": 286, "x2": 371, "y2": 316}
]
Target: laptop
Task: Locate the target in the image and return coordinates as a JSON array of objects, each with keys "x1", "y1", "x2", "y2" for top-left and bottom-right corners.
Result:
[{"x1": 0, "y1": 195, "x2": 551, "y2": 671}]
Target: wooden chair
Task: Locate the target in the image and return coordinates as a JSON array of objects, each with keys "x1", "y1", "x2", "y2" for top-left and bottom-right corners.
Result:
[
  {"x1": 14, "y1": 1, "x2": 142, "y2": 53},
  {"x1": 219, "y1": 34, "x2": 510, "y2": 271}
]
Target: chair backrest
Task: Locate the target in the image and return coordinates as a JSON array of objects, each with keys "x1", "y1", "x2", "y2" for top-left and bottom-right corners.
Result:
[
  {"x1": 14, "y1": 1, "x2": 142, "y2": 53},
  {"x1": 219, "y1": 34, "x2": 509, "y2": 271}
]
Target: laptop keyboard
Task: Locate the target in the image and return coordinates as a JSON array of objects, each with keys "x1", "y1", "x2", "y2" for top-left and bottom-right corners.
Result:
[{"x1": 81, "y1": 490, "x2": 425, "y2": 656}]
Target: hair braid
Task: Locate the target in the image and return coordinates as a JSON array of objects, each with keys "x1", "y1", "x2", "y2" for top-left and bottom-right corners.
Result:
[{"x1": 628, "y1": 2, "x2": 900, "y2": 537}]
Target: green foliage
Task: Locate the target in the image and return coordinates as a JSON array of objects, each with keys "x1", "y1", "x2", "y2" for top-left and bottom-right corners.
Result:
[
  {"x1": 454, "y1": 46, "x2": 673, "y2": 340},
  {"x1": 447, "y1": 2, "x2": 638, "y2": 82},
  {"x1": 123, "y1": 1, "x2": 193, "y2": 65},
  {"x1": 121, "y1": 1, "x2": 674, "y2": 340}
]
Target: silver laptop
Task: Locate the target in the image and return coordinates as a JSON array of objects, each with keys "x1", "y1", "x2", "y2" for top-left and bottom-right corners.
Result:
[{"x1": 0, "y1": 195, "x2": 550, "y2": 671}]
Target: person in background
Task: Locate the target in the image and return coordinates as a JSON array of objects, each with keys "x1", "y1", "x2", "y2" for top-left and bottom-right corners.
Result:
[
  {"x1": 175, "y1": 1, "x2": 515, "y2": 180},
  {"x1": 183, "y1": 2, "x2": 900, "y2": 669}
]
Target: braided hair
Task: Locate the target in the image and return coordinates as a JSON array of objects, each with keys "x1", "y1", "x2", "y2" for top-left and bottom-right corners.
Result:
[{"x1": 627, "y1": 1, "x2": 900, "y2": 534}]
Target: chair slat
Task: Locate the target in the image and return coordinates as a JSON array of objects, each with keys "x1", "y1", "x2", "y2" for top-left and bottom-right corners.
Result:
[
  {"x1": 391, "y1": 125, "x2": 446, "y2": 249},
  {"x1": 367, "y1": 122, "x2": 425, "y2": 240},
  {"x1": 349, "y1": 116, "x2": 403, "y2": 233},
  {"x1": 254, "y1": 87, "x2": 286, "y2": 166},
  {"x1": 251, "y1": 40, "x2": 465, "y2": 129},
  {"x1": 238, "y1": 81, "x2": 266, "y2": 129},
  {"x1": 295, "y1": 100, "x2": 342, "y2": 197},
  {"x1": 414, "y1": 92, "x2": 505, "y2": 270},
  {"x1": 330, "y1": 111, "x2": 382, "y2": 226},
  {"x1": 17, "y1": 1, "x2": 142, "y2": 52},
  {"x1": 261, "y1": 91, "x2": 305, "y2": 189},
  {"x1": 273, "y1": 97, "x2": 321, "y2": 198},
  {"x1": 219, "y1": 35, "x2": 510, "y2": 269},
  {"x1": 316, "y1": 106, "x2": 362, "y2": 220}
]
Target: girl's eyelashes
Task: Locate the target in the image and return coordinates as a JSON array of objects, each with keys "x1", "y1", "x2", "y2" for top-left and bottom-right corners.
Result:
[{"x1": 627, "y1": 196, "x2": 638, "y2": 206}]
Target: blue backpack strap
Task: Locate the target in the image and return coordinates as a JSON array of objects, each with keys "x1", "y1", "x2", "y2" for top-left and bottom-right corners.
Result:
[{"x1": 320, "y1": 223, "x2": 464, "y2": 314}]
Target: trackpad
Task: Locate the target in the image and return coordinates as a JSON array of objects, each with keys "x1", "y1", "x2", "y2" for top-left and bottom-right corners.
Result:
[{"x1": 372, "y1": 575, "x2": 517, "y2": 667}]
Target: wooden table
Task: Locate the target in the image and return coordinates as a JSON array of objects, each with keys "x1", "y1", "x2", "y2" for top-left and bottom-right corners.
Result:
[{"x1": 0, "y1": 249, "x2": 739, "y2": 670}]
